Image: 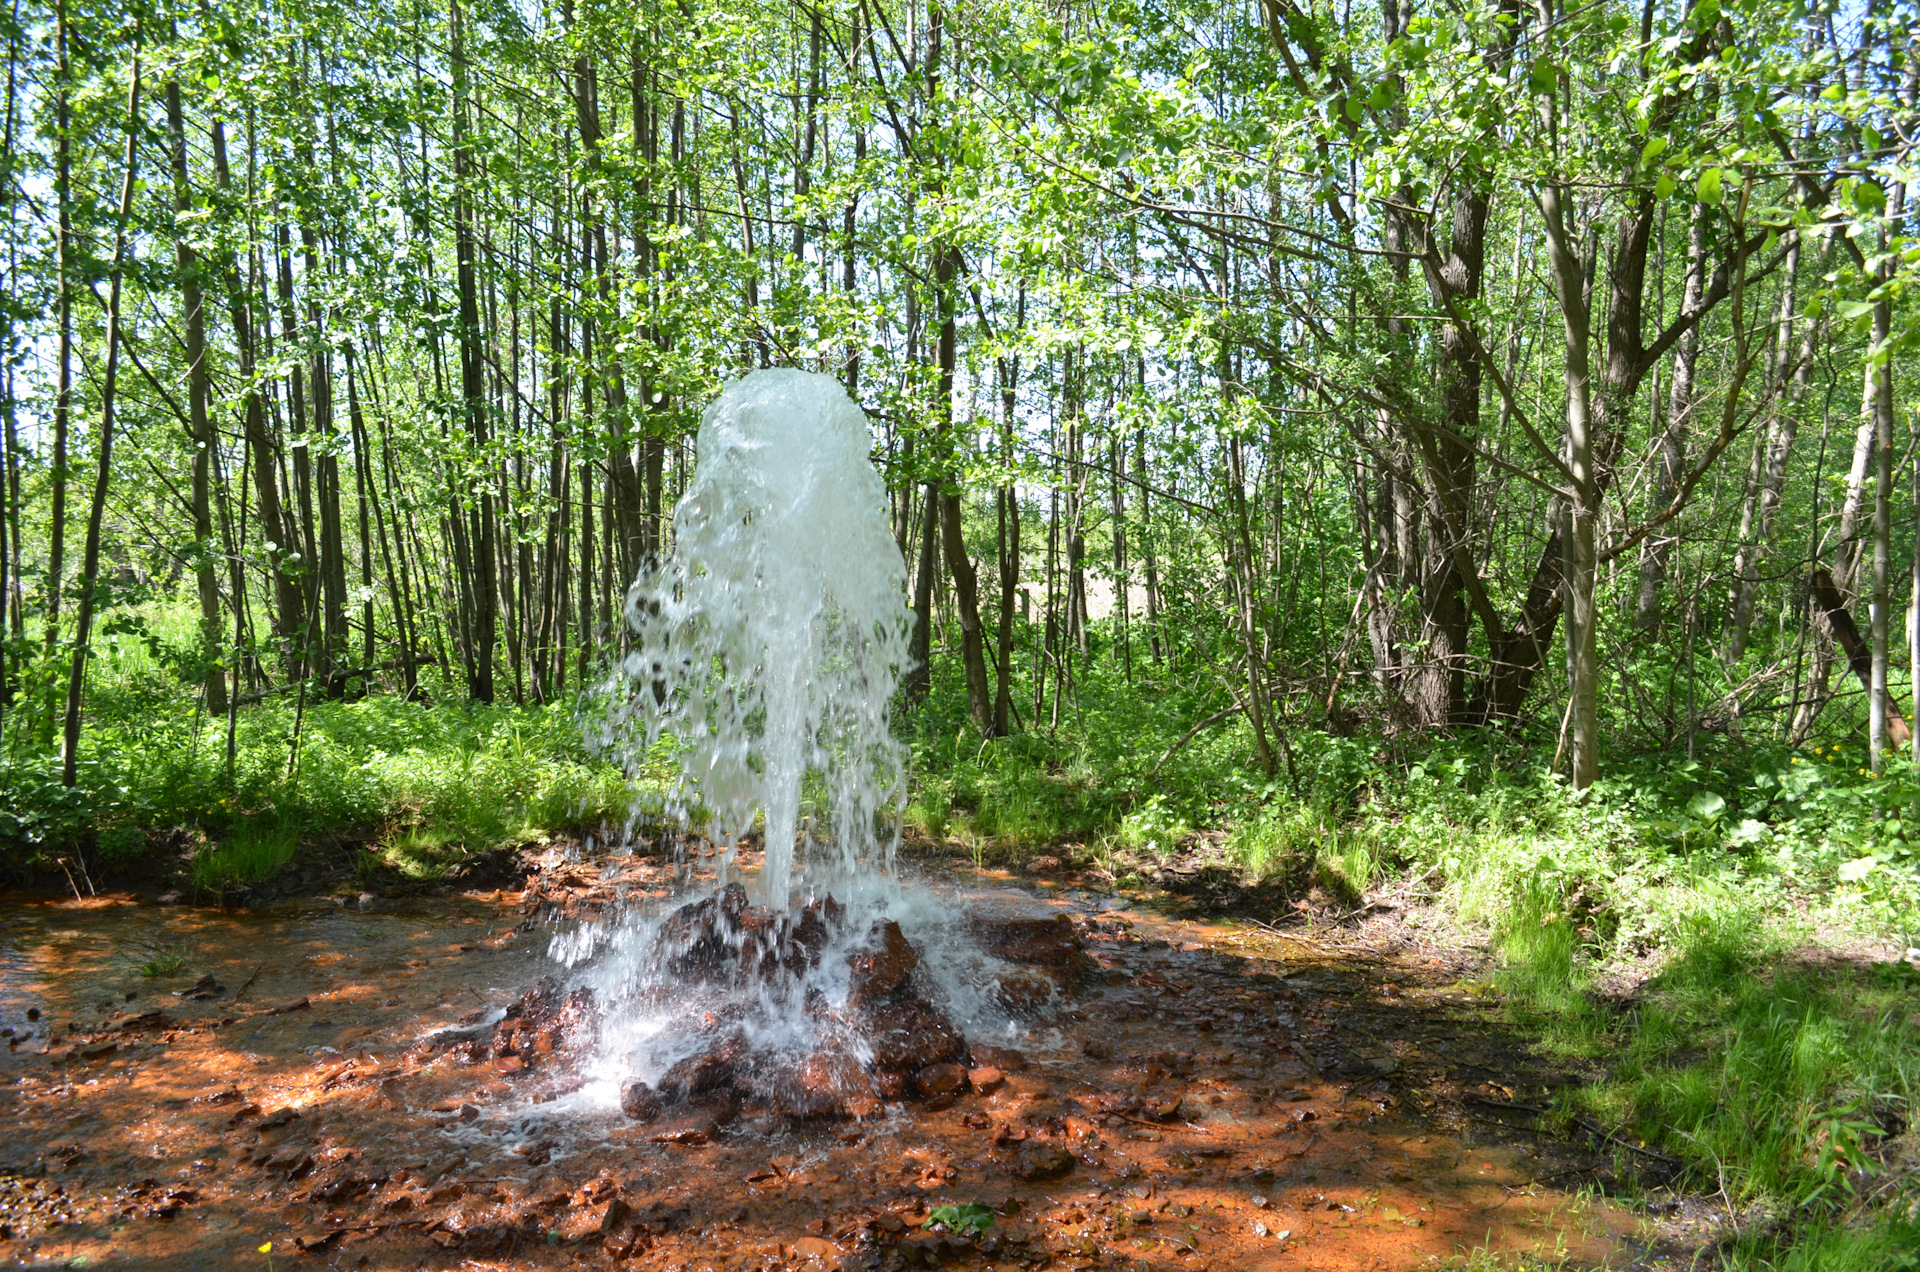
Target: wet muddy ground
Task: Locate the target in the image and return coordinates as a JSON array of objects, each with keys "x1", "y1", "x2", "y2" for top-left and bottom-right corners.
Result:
[{"x1": 2, "y1": 845, "x2": 1688, "y2": 1271}]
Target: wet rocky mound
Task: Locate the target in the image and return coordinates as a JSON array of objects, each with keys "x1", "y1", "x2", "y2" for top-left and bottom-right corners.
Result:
[{"x1": 484, "y1": 884, "x2": 1087, "y2": 1138}]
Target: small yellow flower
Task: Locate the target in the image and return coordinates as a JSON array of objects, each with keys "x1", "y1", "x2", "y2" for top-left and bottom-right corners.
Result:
[{"x1": 259, "y1": 1243, "x2": 273, "y2": 1254}]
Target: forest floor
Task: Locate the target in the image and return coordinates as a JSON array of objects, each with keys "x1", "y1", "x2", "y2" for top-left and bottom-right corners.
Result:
[{"x1": 0, "y1": 835, "x2": 1769, "y2": 1272}]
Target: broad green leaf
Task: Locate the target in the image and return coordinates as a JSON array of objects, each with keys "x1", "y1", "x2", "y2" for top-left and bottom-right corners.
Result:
[{"x1": 1688, "y1": 791, "x2": 1726, "y2": 822}]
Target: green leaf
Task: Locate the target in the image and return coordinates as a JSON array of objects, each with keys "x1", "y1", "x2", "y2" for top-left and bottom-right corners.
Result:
[
  {"x1": 1696, "y1": 168, "x2": 1722, "y2": 206},
  {"x1": 1655, "y1": 172, "x2": 1676, "y2": 199},
  {"x1": 1687, "y1": 791, "x2": 1726, "y2": 822},
  {"x1": 1528, "y1": 59, "x2": 1558, "y2": 94},
  {"x1": 927, "y1": 1204, "x2": 996, "y2": 1236},
  {"x1": 1837, "y1": 856, "x2": 1878, "y2": 882},
  {"x1": 1640, "y1": 136, "x2": 1668, "y2": 165}
]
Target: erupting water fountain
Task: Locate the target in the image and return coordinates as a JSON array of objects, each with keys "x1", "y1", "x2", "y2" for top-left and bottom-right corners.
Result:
[{"x1": 497, "y1": 370, "x2": 1084, "y2": 1138}]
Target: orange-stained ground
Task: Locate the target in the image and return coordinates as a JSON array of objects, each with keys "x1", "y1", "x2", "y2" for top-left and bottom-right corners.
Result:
[{"x1": 0, "y1": 849, "x2": 1674, "y2": 1271}]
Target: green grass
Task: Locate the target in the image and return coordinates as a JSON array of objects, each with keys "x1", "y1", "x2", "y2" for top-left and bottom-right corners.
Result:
[
  {"x1": 1722, "y1": 1218, "x2": 1920, "y2": 1270},
  {"x1": 1, "y1": 658, "x2": 638, "y2": 887},
  {"x1": 1614, "y1": 932, "x2": 1917, "y2": 1207},
  {"x1": 127, "y1": 942, "x2": 187, "y2": 978},
  {"x1": 190, "y1": 818, "x2": 300, "y2": 894},
  {"x1": 1482, "y1": 881, "x2": 1919, "y2": 1255}
]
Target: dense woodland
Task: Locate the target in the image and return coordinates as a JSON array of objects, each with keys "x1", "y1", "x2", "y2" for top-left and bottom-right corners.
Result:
[
  {"x1": 1, "y1": 0, "x2": 1919, "y2": 1259},
  {"x1": 0, "y1": 0, "x2": 1915, "y2": 788}
]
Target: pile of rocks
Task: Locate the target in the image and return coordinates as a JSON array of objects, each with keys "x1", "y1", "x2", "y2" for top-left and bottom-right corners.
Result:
[{"x1": 481, "y1": 884, "x2": 1089, "y2": 1138}]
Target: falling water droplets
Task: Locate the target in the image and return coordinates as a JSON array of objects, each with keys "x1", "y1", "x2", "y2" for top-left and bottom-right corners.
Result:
[{"x1": 603, "y1": 368, "x2": 913, "y2": 905}]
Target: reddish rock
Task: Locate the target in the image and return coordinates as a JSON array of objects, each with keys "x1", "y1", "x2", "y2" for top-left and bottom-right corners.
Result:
[
  {"x1": 914, "y1": 1063, "x2": 969, "y2": 1097},
  {"x1": 969, "y1": 1045, "x2": 1028, "y2": 1071},
  {"x1": 656, "y1": 1035, "x2": 743, "y2": 1102},
  {"x1": 864, "y1": 997, "x2": 965, "y2": 1071},
  {"x1": 619, "y1": 1080, "x2": 662, "y2": 1123},
  {"x1": 1009, "y1": 1141, "x2": 1075, "y2": 1181},
  {"x1": 789, "y1": 1235, "x2": 842, "y2": 1269},
  {"x1": 492, "y1": 977, "x2": 597, "y2": 1066},
  {"x1": 969, "y1": 912, "x2": 1083, "y2": 966},
  {"x1": 775, "y1": 1051, "x2": 880, "y2": 1119},
  {"x1": 871, "y1": 1069, "x2": 908, "y2": 1099},
  {"x1": 645, "y1": 1095, "x2": 735, "y2": 1145},
  {"x1": 992, "y1": 974, "x2": 1054, "y2": 1011},
  {"x1": 967, "y1": 1066, "x2": 1005, "y2": 1095},
  {"x1": 847, "y1": 920, "x2": 917, "y2": 1007},
  {"x1": 598, "y1": 1197, "x2": 633, "y2": 1238}
]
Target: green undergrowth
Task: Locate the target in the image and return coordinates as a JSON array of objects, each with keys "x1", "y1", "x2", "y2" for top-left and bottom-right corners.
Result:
[
  {"x1": 1722, "y1": 1218, "x2": 1920, "y2": 1270},
  {"x1": 1, "y1": 661, "x2": 637, "y2": 887},
  {"x1": 903, "y1": 647, "x2": 1920, "y2": 1260}
]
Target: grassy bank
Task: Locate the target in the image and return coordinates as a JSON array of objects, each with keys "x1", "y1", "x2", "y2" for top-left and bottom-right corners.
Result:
[
  {"x1": 1, "y1": 661, "x2": 632, "y2": 894},
  {"x1": 902, "y1": 656, "x2": 1920, "y2": 1265}
]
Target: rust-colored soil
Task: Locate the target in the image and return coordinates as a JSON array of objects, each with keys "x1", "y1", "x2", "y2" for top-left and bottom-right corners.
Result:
[{"x1": 2, "y1": 852, "x2": 1662, "y2": 1270}]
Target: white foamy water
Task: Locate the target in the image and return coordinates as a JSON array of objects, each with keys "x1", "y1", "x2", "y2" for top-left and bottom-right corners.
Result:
[
  {"x1": 546, "y1": 369, "x2": 1040, "y2": 1117},
  {"x1": 547, "y1": 876, "x2": 1044, "y2": 1118},
  {"x1": 607, "y1": 368, "x2": 913, "y2": 905}
]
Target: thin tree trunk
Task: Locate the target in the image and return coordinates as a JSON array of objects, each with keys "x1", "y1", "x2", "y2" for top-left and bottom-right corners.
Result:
[
  {"x1": 1728, "y1": 238, "x2": 1812, "y2": 663},
  {"x1": 1537, "y1": 181, "x2": 1600, "y2": 790},
  {"x1": 44, "y1": 0, "x2": 73, "y2": 706},
  {"x1": 1634, "y1": 202, "x2": 1707, "y2": 633},
  {"x1": 61, "y1": 47, "x2": 141, "y2": 787},
  {"x1": 452, "y1": 0, "x2": 495, "y2": 702},
  {"x1": 1868, "y1": 195, "x2": 1901, "y2": 770},
  {"x1": 166, "y1": 76, "x2": 227, "y2": 715},
  {"x1": 212, "y1": 119, "x2": 305, "y2": 678}
]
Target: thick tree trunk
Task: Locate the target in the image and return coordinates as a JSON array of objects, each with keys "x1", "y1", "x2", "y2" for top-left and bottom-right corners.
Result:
[
  {"x1": 906, "y1": 486, "x2": 938, "y2": 700},
  {"x1": 941, "y1": 490, "x2": 993, "y2": 731},
  {"x1": 1406, "y1": 175, "x2": 1488, "y2": 729}
]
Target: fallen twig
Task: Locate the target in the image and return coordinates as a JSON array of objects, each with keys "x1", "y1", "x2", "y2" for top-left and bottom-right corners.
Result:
[{"x1": 231, "y1": 963, "x2": 264, "y2": 1003}]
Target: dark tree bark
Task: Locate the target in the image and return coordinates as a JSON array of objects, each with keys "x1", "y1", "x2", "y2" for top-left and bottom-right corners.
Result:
[{"x1": 452, "y1": 0, "x2": 496, "y2": 701}]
